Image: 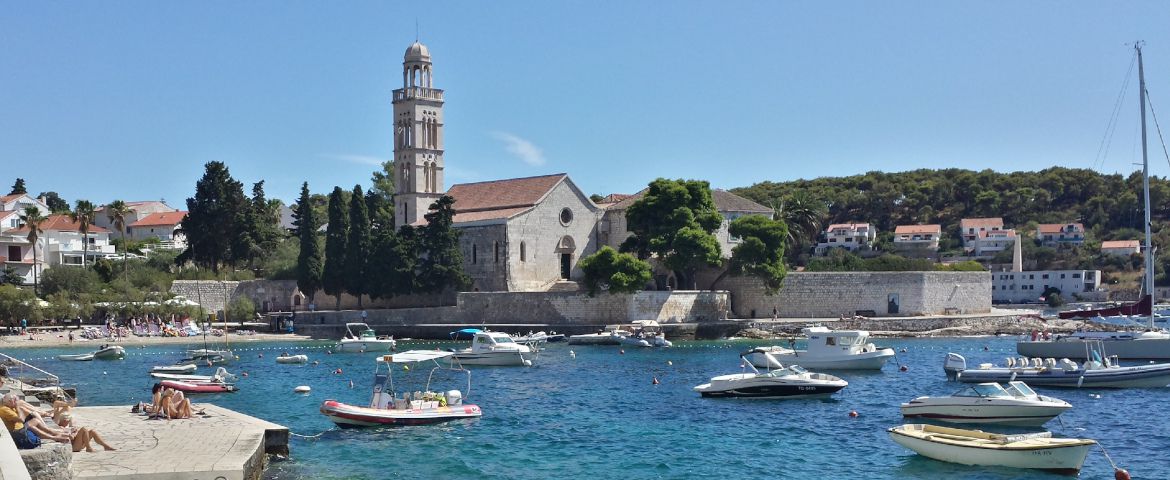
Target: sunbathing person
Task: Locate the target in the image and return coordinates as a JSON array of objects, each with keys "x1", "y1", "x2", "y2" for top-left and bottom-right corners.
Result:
[
  {"x1": 160, "y1": 388, "x2": 194, "y2": 419},
  {"x1": 55, "y1": 411, "x2": 114, "y2": 452},
  {"x1": 1, "y1": 393, "x2": 113, "y2": 452}
]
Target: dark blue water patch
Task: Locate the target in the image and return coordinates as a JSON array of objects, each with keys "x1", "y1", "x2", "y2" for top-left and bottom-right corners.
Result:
[{"x1": 4, "y1": 336, "x2": 1166, "y2": 479}]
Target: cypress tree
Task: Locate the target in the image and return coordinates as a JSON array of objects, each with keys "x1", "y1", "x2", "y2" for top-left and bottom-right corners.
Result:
[
  {"x1": 294, "y1": 182, "x2": 323, "y2": 304},
  {"x1": 322, "y1": 187, "x2": 349, "y2": 309},
  {"x1": 344, "y1": 185, "x2": 371, "y2": 307},
  {"x1": 417, "y1": 196, "x2": 469, "y2": 292}
]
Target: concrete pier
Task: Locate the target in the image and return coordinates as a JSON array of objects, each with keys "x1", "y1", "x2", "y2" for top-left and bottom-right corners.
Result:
[{"x1": 67, "y1": 405, "x2": 287, "y2": 480}]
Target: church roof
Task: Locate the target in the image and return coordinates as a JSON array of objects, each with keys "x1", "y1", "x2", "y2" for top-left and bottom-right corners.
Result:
[
  {"x1": 405, "y1": 42, "x2": 431, "y2": 62},
  {"x1": 446, "y1": 173, "x2": 568, "y2": 223},
  {"x1": 605, "y1": 188, "x2": 772, "y2": 214}
]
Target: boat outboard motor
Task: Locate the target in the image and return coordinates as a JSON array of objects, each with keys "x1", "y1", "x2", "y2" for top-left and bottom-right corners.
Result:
[
  {"x1": 446, "y1": 390, "x2": 463, "y2": 406},
  {"x1": 943, "y1": 353, "x2": 967, "y2": 381}
]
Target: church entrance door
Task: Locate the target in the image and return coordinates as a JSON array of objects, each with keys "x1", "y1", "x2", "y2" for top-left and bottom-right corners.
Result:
[{"x1": 560, "y1": 253, "x2": 571, "y2": 280}]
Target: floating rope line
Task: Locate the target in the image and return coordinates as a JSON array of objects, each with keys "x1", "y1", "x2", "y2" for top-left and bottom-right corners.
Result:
[{"x1": 289, "y1": 427, "x2": 335, "y2": 440}]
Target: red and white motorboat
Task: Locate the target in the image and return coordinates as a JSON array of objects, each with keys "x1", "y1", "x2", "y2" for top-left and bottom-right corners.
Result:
[
  {"x1": 320, "y1": 350, "x2": 482, "y2": 428},
  {"x1": 160, "y1": 379, "x2": 237, "y2": 393}
]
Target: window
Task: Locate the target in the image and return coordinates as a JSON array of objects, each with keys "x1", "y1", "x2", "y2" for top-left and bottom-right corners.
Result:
[
  {"x1": 7, "y1": 246, "x2": 19, "y2": 260},
  {"x1": 472, "y1": 244, "x2": 477, "y2": 264},
  {"x1": 1042, "y1": 274, "x2": 1049, "y2": 279},
  {"x1": 494, "y1": 241, "x2": 500, "y2": 263},
  {"x1": 1060, "y1": 274, "x2": 1066, "y2": 279},
  {"x1": 559, "y1": 208, "x2": 573, "y2": 226},
  {"x1": 1072, "y1": 273, "x2": 1081, "y2": 279},
  {"x1": 520, "y1": 242, "x2": 526, "y2": 262}
]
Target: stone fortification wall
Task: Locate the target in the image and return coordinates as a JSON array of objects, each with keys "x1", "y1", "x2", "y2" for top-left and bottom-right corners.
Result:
[
  {"x1": 171, "y1": 280, "x2": 455, "y2": 315},
  {"x1": 456, "y1": 290, "x2": 726, "y2": 325},
  {"x1": 719, "y1": 271, "x2": 990, "y2": 318},
  {"x1": 170, "y1": 280, "x2": 239, "y2": 316}
]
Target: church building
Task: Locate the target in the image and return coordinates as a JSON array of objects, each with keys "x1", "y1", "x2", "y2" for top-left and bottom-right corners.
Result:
[{"x1": 391, "y1": 42, "x2": 769, "y2": 292}]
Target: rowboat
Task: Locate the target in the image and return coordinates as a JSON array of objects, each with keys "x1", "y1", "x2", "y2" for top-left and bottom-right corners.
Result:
[{"x1": 888, "y1": 424, "x2": 1095, "y2": 474}]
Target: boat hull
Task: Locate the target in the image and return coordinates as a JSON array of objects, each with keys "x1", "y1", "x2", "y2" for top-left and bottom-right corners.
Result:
[
  {"x1": 319, "y1": 400, "x2": 481, "y2": 427},
  {"x1": 1018, "y1": 338, "x2": 1170, "y2": 360},
  {"x1": 694, "y1": 373, "x2": 848, "y2": 399},
  {"x1": 888, "y1": 427, "x2": 1092, "y2": 474},
  {"x1": 747, "y1": 348, "x2": 895, "y2": 370},
  {"x1": 93, "y1": 346, "x2": 125, "y2": 360},
  {"x1": 57, "y1": 354, "x2": 94, "y2": 361},
  {"x1": 336, "y1": 339, "x2": 396, "y2": 352},
  {"x1": 160, "y1": 380, "x2": 236, "y2": 393},
  {"x1": 450, "y1": 351, "x2": 532, "y2": 366},
  {"x1": 567, "y1": 334, "x2": 621, "y2": 345},
  {"x1": 150, "y1": 364, "x2": 198, "y2": 374},
  {"x1": 276, "y1": 355, "x2": 309, "y2": 364},
  {"x1": 954, "y1": 365, "x2": 1170, "y2": 388},
  {"x1": 901, "y1": 401, "x2": 1070, "y2": 427}
]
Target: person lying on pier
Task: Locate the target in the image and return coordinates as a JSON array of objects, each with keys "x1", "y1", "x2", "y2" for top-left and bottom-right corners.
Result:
[{"x1": 0, "y1": 393, "x2": 114, "y2": 452}]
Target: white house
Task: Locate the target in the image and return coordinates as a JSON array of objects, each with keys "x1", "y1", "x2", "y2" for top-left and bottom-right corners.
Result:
[
  {"x1": 11, "y1": 214, "x2": 116, "y2": 267},
  {"x1": 992, "y1": 269, "x2": 1102, "y2": 303},
  {"x1": 127, "y1": 211, "x2": 187, "y2": 250},
  {"x1": 959, "y1": 217, "x2": 1005, "y2": 249},
  {"x1": 94, "y1": 200, "x2": 178, "y2": 232},
  {"x1": 1100, "y1": 240, "x2": 1141, "y2": 257},
  {"x1": 814, "y1": 223, "x2": 877, "y2": 256},
  {"x1": 0, "y1": 215, "x2": 37, "y2": 284},
  {"x1": 892, "y1": 224, "x2": 941, "y2": 257},
  {"x1": 1036, "y1": 223, "x2": 1085, "y2": 248},
  {"x1": 972, "y1": 229, "x2": 1017, "y2": 258},
  {"x1": 0, "y1": 194, "x2": 50, "y2": 216}
]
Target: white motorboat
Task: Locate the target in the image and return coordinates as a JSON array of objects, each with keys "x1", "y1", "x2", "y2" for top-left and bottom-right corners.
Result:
[
  {"x1": 150, "y1": 364, "x2": 198, "y2": 374},
  {"x1": 567, "y1": 325, "x2": 631, "y2": 345},
  {"x1": 93, "y1": 345, "x2": 125, "y2": 360},
  {"x1": 888, "y1": 424, "x2": 1095, "y2": 475},
  {"x1": 276, "y1": 354, "x2": 309, "y2": 364},
  {"x1": 943, "y1": 347, "x2": 1170, "y2": 388},
  {"x1": 450, "y1": 330, "x2": 535, "y2": 366},
  {"x1": 901, "y1": 381, "x2": 1072, "y2": 427},
  {"x1": 693, "y1": 352, "x2": 847, "y2": 398},
  {"x1": 150, "y1": 366, "x2": 237, "y2": 383},
  {"x1": 337, "y1": 323, "x2": 397, "y2": 352},
  {"x1": 618, "y1": 320, "x2": 672, "y2": 347},
  {"x1": 57, "y1": 353, "x2": 95, "y2": 361},
  {"x1": 744, "y1": 326, "x2": 895, "y2": 370},
  {"x1": 320, "y1": 350, "x2": 482, "y2": 428}
]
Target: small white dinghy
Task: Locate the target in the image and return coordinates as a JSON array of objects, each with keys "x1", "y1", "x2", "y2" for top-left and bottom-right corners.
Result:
[
  {"x1": 276, "y1": 354, "x2": 309, "y2": 364},
  {"x1": 150, "y1": 364, "x2": 198, "y2": 374},
  {"x1": 57, "y1": 353, "x2": 95, "y2": 361},
  {"x1": 888, "y1": 424, "x2": 1096, "y2": 475}
]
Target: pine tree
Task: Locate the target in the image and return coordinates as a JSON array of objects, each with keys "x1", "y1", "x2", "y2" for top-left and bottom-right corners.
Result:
[
  {"x1": 294, "y1": 182, "x2": 323, "y2": 303},
  {"x1": 8, "y1": 178, "x2": 26, "y2": 195},
  {"x1": 236, "y1": 181, "x2": 280, "y2": 269},
  {"x1": 178, "y1": 161, "x2": 246, "y2": 273},
  {"x1": 344, "y1": 185, "x2": 371, "y2": 307},
  {"x1": 417, "y1": 196, "x2": 469, "y2": 292},
  {"x1": 322, "y1": 187, "x2": 349, "y2": 309}
]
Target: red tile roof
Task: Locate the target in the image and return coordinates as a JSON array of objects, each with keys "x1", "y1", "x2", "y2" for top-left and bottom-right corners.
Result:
[
  {"x1": 894, "y1": 224, "x2": 941, "y2": 234},
  {"x1": 0, "y1": 194, "x2": 23, "y2": 203},
  {"x1": 1101, "y1": 240, "x2": 1140, "y2": 249},
  {"x1": 1037, "y1": 223, "x2": 1084, "y2": 234},
  {"x1": 446, "y1": 174, "x2": 566, "y2": 223},
  {"x1": 960, "y1": 217, "x2": 1004, "y2": 228},
  {"x1": 599, "y1": 193, "x2": 634, "y2": 204},
  {"x1": 8, "y1": 214, "x2": 110, "y2": 233},
  {"x1": 130, "y1": 211, "x2": 187, "y2": 227}
]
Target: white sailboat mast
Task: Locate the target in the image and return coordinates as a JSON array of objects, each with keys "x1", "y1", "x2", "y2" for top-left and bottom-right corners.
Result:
[{"x1": 1138, "y1": 43, "x2": 1155, "y2": 329}]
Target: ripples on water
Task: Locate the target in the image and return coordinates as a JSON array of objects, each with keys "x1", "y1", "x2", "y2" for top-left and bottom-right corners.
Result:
[{"x1": 9, "y1": 336, "x2": 1168, "y2": 479}]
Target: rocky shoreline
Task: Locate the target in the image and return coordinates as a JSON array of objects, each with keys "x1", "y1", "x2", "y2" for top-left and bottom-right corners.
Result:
[{"x1": 732, "y1": 314, "x2": 1118, "y2": 339}]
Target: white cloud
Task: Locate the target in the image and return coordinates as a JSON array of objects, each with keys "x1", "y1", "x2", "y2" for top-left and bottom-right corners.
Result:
[
  {"x1": 318, "y1": 153, "x2": 387, "y2": 166},
  {"x1": 491, "y1": 132, "x2": 545, "y2": 166}
]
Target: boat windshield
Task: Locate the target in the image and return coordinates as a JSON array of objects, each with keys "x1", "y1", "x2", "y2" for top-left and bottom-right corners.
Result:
[
  {"x1": 954, "y1": 383, "x2": 1011, "y2": 398},
  {"x1": 490, "y1": 335, "x2": 514, "y2": 344},
  {"x1": 787, "y1": 365, "x2": 808, "y2": 374},
  {"x1": 1004, "y1": 381, "x2": 1037, "y2": 398},
  {"x1": 360, "y1": 329, "x2": 377, "y2": 338}
]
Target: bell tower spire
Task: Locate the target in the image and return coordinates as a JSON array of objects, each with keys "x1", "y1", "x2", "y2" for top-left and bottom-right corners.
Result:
[{"x1": 393, "y1": 41, "x2": 445, "y2": 226}]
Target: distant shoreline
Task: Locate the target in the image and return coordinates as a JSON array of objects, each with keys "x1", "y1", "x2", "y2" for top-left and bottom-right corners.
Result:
[{"x1": 0, "y1": 330, "x2": 317, "y2": 349}]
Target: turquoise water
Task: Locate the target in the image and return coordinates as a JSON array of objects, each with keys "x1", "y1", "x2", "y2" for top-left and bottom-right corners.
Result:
[{"x1": 6, "y1": 336, "x2": 1168, "y2": 479}]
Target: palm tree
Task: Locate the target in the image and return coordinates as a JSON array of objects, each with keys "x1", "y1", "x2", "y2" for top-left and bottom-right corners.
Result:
[
  {"x1": 106, "y1": 200, "x2": 130, "y2": 275},
  {"x1": 776, "y1": 191, "x2": 828, "y2": 249},
  {"x1": 18, "y1": 207, "x2": 47, "y2": 296},
  {"x1": 70, "y1": 200, "x2": 97, "y2": 268}
]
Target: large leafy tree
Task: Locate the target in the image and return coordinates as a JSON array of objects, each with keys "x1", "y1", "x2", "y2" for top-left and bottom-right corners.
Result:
[
  {"x1": 178, "y1": 161, "x2": 247, "y2": 273},
  {"x1": 9, "y1": 178, "x2": 26, "y2": 195},
  {"x1": 344, "y1": 185, "x2": 371, "y2": 307},
  {"x1": 369, "y1": 160, "x2": 396, "y2": 228},
  {"x1": 417, "y1": 196, "x2": 469, "y2": 292},
  {"x1": 294, "y1": 182, "x2": 323, "y2": 303},
  {"x1": 322, "y1": 186, "x2": 350, "y2": 309},
  {"x1": 720, "y1": 215, "x2": 789, "y2": 293},
  {"x1": 105, "y1": 200, "x2": 131, "y2": 275},
  {"x1": 18, "y1": 206, "x2": 46, "y2": 295},
  {"x1": 621, "y1": 178, "x2": 723, "y2": 289},
  {"x1": 579, "y1": 246, "x2": 652, "y2": 296},
  {"x1": 37, "y1": 192, "x2": 70, "y2": 214},
  {"x1": 70, "y1": 200, "x2": 97, "y2": 268}
]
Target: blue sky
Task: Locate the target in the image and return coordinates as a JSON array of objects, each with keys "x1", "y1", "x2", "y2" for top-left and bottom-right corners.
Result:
[{"x1": 3, "y1": 1, "x2": 1170, "y2": 207}]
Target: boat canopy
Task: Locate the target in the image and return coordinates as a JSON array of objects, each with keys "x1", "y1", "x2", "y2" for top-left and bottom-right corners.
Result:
[
  {"x1": 450, "y1": 328, "x2": 483, "y2": 338},
  {"x1": 377, "y1": 350, "x2": 454, "y2": 363}
]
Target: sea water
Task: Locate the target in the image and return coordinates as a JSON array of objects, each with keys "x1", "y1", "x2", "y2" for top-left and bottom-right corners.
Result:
[{"x1": 7, "y1": 336, "x2": 1168, "y2": 479}]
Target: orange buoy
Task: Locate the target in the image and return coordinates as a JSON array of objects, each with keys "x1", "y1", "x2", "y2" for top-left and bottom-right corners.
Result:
[
  {"x1": 1115, "y1": 468, "x2": 1130, "y2": 480},
  {"x1": 849, "y1": 410, "x2": 859, "y2": 418},
  {"x1": 652, "y1": 377, "x2": 660, "y2": 385},
  {"x1": 900, "y1": 365, "x2": 909, "y2": 372}
]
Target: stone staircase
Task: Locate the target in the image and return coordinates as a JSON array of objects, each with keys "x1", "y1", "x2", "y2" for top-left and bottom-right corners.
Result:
[{"x1": 546, "y1": 281, "x2": 581, "y2": 292}]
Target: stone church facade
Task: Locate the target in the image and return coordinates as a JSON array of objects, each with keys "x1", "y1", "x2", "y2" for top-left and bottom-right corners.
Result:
[{"x1": 392, "y1": 42, "x2": 771, "y2": 292}]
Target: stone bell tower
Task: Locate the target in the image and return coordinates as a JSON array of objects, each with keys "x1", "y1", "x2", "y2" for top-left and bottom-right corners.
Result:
[{"x1": 393, "y1": 41, "x2": 445, "y2": 226}]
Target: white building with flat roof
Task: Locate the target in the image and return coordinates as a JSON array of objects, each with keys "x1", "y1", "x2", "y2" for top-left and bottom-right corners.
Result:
[
  {"x1": 991, "y1": 269, "x2": 1102, "y2": 303},
  {"x1": 814, "y1": 223, "x2": 876, "y2": 256}
]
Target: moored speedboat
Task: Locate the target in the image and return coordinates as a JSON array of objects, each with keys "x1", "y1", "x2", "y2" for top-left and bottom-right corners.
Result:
[
  {"x1": 694, "y1": 352, "x2": 848, "y2": 398},
  {"x1": 93, "y1": 345, "x2": 125, "y2": 360},
  {"x1": 567, "y1": 325, "x2": 631, "y2": 345},
  {"x1": 744, "y1": 326, "x2": 894, "y2": 370},
  {"x1": 944, "y1": 349, "x2": 1170, "y2": 388},
  {"x1": 901, "y1": 381, "x2": 1072, "y2": 427},
  {"x1": 450, "y1": 330, "x2": 535, "y2": 366},
  {"x1": 337, "y1": 323, "x2": 397, "y2": 352},
  {"x1": 888, "y1": 424, "x2": 1095, "y2": 474},
  {"x1": 320, "y1": 350, "x2": 482, "y2": 428}
]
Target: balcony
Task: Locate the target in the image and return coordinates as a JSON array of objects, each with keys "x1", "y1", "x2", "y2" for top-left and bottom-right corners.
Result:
[{"x1": 393, "y1": 87, "x2": 444, "y2": 102}]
